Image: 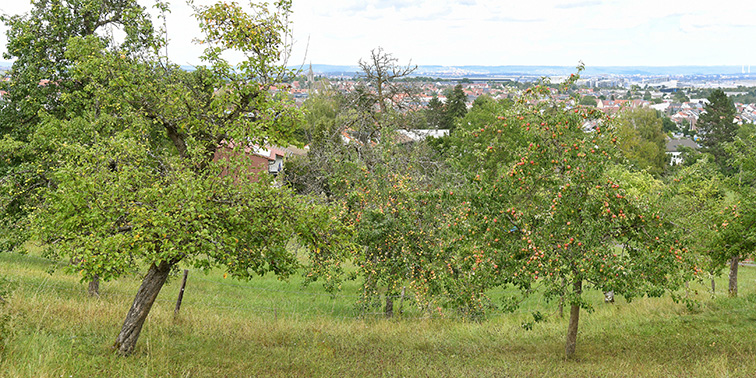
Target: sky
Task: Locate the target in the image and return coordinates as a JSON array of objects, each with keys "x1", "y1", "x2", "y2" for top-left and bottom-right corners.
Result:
[{"x1": 1, "y1": 0, "x2": 755, "y2": 68}]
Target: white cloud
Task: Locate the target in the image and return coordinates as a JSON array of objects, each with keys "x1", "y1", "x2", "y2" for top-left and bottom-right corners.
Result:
[
  {"x1": 1, "y1": 0, "x2": 754, "y2": 67},
  {"x1": 554, "y1": 1, "x2": 603, "y2": 9}
]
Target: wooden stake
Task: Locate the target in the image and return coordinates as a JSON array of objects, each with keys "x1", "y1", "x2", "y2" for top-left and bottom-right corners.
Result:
[{"x1": 174, "y1": 269, "x2": 189, "y2": 317}]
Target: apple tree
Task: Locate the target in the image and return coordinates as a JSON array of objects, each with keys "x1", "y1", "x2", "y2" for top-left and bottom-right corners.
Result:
[
  {"x1": 28, "y1": 0, "x2": 351, "y2": 356},
  {"x1": 286, "y1": 49, "x2": 455, "y2": 318},
  {"x1": 709, "y1": 198, "x2": 756, "y2": 297},
  {"x1": 349, "y1": 163, "x2": 454, "y2": 317},
  {"x1": 713, "y1": 123, "x2": 756, "y2": 296},
  {"x1": 451, "y1": 72, "x2": 697, "y2": 357},
  {"x1": 662, "y1": 157, "x2": 730, "y2": 294},
  {"x1": 0, "y1": 0, "x2": 156, "y2": 254},
  {"x1": 665, "y1": 124, "x2": 756, "y2": 298}
]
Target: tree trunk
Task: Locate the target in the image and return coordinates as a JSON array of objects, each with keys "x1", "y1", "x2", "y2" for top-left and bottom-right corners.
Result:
[
  {"x1": 711, "y1": 278, "x2": 716, "y2": 294},
  {"x1": 385, "y1": 294, "x2": 394, "y2": 318},
  {"x1": 88, "y1": 275, "x2": 100, "y2": 297},
  {"x1": 565, "y1": 279, "x2": 582, "y2": 359},
  {"x1": 729, "y1": 255, "x2": 739, "y2": 297},
  {"x1": 113, "y1": 260, "x2": 172, "y2": 356},
  {"x1": 557, "y1": 296, "x2": 564, "y2": 318}
]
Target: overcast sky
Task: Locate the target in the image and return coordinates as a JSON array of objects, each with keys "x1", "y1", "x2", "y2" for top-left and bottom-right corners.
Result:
[{"x1": 2, "y1": 0, "x2": 755, "y2": 68}]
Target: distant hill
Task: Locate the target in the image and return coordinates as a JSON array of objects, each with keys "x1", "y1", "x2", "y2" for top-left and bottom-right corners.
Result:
[
  {"x1": 295, "y1": 64, "x2": 747, "y2": 78},
  {"x1": 1, "y1": 61, "x2": 747, "y2": 78}
]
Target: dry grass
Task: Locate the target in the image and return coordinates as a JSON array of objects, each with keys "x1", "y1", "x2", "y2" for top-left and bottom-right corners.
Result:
[{"x1": 1, "y1": 251, "x2": 755, "y2": 377}]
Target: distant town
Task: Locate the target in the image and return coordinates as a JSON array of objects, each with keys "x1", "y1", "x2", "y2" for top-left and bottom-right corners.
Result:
[
  {"x1": 4, "y1": 61, "x2": 756, "y2": 137},
  {"x1": 277, "y1": 64, "x2": 756, "y2": 135}
]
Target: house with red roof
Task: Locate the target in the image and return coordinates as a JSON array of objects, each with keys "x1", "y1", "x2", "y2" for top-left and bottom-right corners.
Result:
[{"x1": 213, "y1": 142, "x2": 295, "y2": 183}]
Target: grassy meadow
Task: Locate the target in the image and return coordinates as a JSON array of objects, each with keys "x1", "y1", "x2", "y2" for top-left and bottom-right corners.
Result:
[{"x1": 1, "y1": 249, "x2": 755, "y2": 377}]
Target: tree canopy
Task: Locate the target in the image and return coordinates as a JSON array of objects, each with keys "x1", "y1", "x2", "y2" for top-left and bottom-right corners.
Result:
[
  {"x1": 614, "y1": 108, "x2": 668, "y2": 175},
  {"x1": 0, "y1": 0, "x2": 156, "y2": 134},
  {"x1": 445, "y1": 78, "x2": 695, "y2": 356},
  {"x1": 0, "y1": 0, "x2": 157, "y2": 252},
  {"x1": 1, "y1": 1, "x2": 737, "y2": 362},
  {"x1": 4, "y1": 0, "x2": 351, "y2": 356}
]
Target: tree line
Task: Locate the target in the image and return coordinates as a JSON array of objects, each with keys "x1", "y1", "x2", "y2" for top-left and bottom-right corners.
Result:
[{"x1": 1, "y1": 0, "x2": 754, "y2": 359}]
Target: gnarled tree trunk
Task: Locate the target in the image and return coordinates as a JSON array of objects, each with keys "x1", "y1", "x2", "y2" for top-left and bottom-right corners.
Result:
[
  {"x1": 728, "y1": 255, "x2": 739, "y2": 297},
  {"x1": 113, "y1": 260, "x2": 172, "y2": 356},
  {"x1": 565, "y1": 279, "x2": 582, "y2": 358}
]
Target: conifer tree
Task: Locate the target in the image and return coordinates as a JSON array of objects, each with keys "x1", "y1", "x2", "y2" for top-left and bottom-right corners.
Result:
[
  {"x1": 698, "y1": 89, "x2": 738, "y2": 173},
  {"x1": 426, "y1": 95, "x2": 446, "y2": 128},
  {"x1": 444, "y1": 84, "x2": 468, "y2": 130}
]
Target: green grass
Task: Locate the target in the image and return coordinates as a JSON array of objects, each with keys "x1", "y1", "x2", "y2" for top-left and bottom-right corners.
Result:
[{"x1": 1, "y1": 251, "x2": 755, "y2": 377}]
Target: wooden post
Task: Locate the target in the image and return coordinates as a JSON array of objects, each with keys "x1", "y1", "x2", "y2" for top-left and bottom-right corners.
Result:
[
  {"x1": 174, "y1": 269, "x2": 189, "y2": 317},
  {"x1": 711, "y1": 278, "x2": 716, "y2": 294},
  {"x1": 385, "y1": 295, "x2": 394, "y2": 318},
  {"x1": 398, "y1": 286, "x2": 406, "y2": 315}
]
